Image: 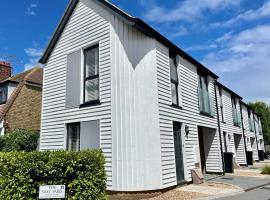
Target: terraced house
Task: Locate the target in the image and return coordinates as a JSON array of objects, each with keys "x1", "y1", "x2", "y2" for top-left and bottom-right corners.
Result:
[
  {"x1": 39, "y1": 0, "x2": 265, "y2": 192},
  {"x1": 0, "y1": 61, "x2": 43, "y2": 135}
]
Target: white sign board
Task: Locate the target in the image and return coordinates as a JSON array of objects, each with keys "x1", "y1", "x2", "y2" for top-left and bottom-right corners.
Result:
[{"x1": 39, "y1": 185, "x2": 65, "y2": 199}]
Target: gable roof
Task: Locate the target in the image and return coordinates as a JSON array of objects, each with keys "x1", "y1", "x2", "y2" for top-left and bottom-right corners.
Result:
[
  {"x1": 0, "y1": 67, "x2": 43, "y2": 121},
  {"x1": 39, "y1": 0, "x2": 218, "y2": 79}
]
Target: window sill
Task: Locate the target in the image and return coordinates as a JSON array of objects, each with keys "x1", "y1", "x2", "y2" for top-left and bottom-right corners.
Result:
[
  {"x1": 171, "y1": 104, "x2": 183, "y2": 110},
  {"x1": 0, "y1": 101, "x2": 7, "y2": 105},
  {"x1": 80, "y1": 100, "x2": 101, "y2": 108},
  {"x1": 233, "y1": 124, "x2": 241, "y2": 128},
  {"x1": 199, "y1": 111, "x2": 214, "y2": 118}
]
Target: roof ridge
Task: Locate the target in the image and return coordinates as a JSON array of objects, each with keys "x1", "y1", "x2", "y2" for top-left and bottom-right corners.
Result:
[{"x1": 24, "y1": 67, "x2": 40, "y2": 82}]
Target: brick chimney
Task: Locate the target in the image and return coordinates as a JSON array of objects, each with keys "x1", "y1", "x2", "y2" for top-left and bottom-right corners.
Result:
[{"x1": 0, "y1": 61, "x2": 12, "y2": 82}]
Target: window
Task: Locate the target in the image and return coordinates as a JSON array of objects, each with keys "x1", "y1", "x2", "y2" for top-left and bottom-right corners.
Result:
[
  {"x1": 0, "y1": 85, "x2": 7, "y2": 104},
  {"x1": 84, "y1": 45, "x2": 99, "y2": 103},
  {"x1": 223, "y1": 132, "x2": 228, "y2": 153},
  {"x1": 219, "y1": 89, "x2": 225, "y2": 122},
  {"x1": 67, "y1": 121, "x2": 100, "y2": 151},
  {"x1": 67, "y1": 123, "x2": 80, "y2": 151},
  {"x1": 198, "y1": 72, "x2": 214, "y2": 116},
  {"x1": 248, "y1": 109, "x2": 254, "y2": 132},
  {"x1": 232, "y1": 98, "x2": 241, "y2": 127},
  {"x1": 170, "y1": 53, "x2": 179, "y2": 106}
]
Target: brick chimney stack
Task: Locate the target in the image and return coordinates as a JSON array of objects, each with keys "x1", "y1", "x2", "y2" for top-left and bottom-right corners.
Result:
[{"x1": 0, "y1": 61, "x2": 12, "y2": 82}]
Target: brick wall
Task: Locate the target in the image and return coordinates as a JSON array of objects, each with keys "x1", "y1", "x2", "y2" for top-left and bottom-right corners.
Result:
[
  {"x1": 0, "y1": 61, "x2": 12, "y2": 81},
  {"x1": 4, "y1": 84, "x2": 42, "y2": 131}
]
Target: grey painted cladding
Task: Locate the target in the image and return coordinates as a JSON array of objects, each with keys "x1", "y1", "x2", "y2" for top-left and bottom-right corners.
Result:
[{"x1": 66, "y1": 50, "x2": 81, "y2": 108}]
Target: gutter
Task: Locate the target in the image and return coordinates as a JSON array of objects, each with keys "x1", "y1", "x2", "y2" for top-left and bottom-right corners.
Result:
[{"x1": 213, "y1": 80, "x2": 225, "y2": 175}]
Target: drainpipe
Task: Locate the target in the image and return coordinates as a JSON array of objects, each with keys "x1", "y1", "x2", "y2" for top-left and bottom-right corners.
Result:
[
  {"x1": 239, "y1": 102, "x2": 248, "y2": 166},
  {"x1": 213, "y1": 80, "x2": 225, "y2": 175},
  {"x1": 252, "y1": 113, "x2": 260, "y2": 161}
]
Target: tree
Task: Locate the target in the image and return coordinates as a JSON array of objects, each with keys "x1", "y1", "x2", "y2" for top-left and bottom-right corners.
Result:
[{"x1": 248, "y1": 102, "x2": 270, "y2": 145}]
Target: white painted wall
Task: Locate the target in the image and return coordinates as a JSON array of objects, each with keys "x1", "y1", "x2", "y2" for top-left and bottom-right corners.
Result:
[
  {"x1": 40, "y1": 0, "x2": 113, "y2": 189},
  {"x1": 110, "y1": 16, "x2": 162, "y2": 191},
  {"x1": 156, "y1": 41, "x2": 223, "y2": 188},
  {"x1": 216, "y1": 87, "x2": 246, "y2": 165}
]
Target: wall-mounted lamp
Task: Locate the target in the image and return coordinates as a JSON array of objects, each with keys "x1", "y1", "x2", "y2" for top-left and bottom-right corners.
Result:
[
  {"x1": 185, "y1": 125, "x2": 189, "y2": 136},
  {"x1": 228, "y1": 134, "x2": 231, "y2": 140}
]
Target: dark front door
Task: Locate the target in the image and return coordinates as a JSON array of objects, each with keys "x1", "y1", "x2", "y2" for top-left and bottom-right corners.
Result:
[
  {"x1": 173, "y1": 122, "x2": 185, "y2": 184},
  {"x1": 198, "y1": 126, "x2": 206, "y2": 173}
]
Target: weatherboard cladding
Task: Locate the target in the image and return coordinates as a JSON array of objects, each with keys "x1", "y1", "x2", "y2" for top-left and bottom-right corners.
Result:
[
  {"x1": 40, "y1": 0, "x2": 113, "y2": 189},
  {"x1": 39, "y1": 0, "x2": 218, "y2": 79},
  {"x1": 156, "y1": 41, "x2": 223, "y2": 187},
  {"x1": 110, "y1": 15, "x2": 163, "y2": 191},
  {"x1": 241, "y1": 104, "x2": 259, "y2": 160},
  {"x1": 216, "y1": 88, "x2": 247, "y2": 165}
]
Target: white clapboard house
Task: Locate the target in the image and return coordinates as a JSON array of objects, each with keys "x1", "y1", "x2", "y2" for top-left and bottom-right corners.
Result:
[
  {"x1": 39, "y1": 0, "x2": 265, "y2": 192},
  {"x1": 216, "y1": 83, "x2": 247, "y2": 166},
  {"x1": 241, "y1": 102, "x2": 260, "y2": 161}
]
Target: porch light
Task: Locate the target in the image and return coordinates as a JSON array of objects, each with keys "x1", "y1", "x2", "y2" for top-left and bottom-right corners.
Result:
[{"x1": 185, "y1": 125, "x2": 189, "y2": 136}]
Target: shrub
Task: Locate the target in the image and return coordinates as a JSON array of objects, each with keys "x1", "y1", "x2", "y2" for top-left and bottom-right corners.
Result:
[
  {"x1": 0, "y1": 129, "x2": 39, "y2": 152},
  {"x1": 0, "y1": 150, "x2": 106, "y2": 200},
  {"x1": 261, "y1": 165, "x2": 270, "y2": 175}
]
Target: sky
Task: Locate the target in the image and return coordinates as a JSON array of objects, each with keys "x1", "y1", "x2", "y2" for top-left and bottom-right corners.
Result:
[{"x1": 0, "y1": 0, "x2": 270, "y2": 104}]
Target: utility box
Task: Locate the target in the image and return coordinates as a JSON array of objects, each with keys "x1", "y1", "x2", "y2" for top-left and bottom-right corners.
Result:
[
  {"x1": 191, "y1": 168, "x2": 204, "y2": 185},
  {"x1": 246, "y1": 151, "x2": 253, "y2": 165},
  {"x1": 258, "y1": 150, "x2": 264, "y2": 161},
  {"x1": 224, "y1": 152, "x2": 234, "y2": 173}
]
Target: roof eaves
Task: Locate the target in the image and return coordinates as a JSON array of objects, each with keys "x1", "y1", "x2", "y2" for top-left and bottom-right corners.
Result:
[{"x1": 39, "y1": 0, "x2": 219, "y2": 79}]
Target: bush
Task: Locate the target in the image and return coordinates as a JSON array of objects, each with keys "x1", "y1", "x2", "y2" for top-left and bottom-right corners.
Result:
[
  {"x1": 0, "y1": 129, "x2": 39, "y2": 152},
  {"x1": 0, "y1": 150, "x2": 107, "y2": 200},
  {"x1": 261, "y1": 165, "x2": 270, "y2": 175}
]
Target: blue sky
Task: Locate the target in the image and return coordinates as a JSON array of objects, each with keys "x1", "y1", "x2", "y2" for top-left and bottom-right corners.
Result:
[{"x1": 0, "y1": 0, "x2": 270, "y2": 104}]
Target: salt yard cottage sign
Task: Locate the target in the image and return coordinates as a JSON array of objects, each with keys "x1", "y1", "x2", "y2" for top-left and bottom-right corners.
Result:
[{"x1": 39, "y1": 185, "x2": 66, "y2": 199}]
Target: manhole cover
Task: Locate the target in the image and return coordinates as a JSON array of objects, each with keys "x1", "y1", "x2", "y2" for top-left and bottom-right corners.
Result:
[{"x1": 221, "y1": 177, "x2": 233, "y2": 180}]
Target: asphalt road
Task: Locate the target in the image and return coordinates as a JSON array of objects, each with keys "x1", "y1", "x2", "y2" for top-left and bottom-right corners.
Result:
[{"x1": 206, "y1": 175, "x2": 270, "y2": 200}]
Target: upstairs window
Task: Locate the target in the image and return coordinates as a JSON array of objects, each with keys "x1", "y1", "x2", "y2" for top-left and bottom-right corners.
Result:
[
  {"x1": 248, "y1": 109, "x2": 255, "y2": 132},
  {"x1": 0, "y1": 85, "x2": 7, "y2": 104},
  {"x1": 219, "y1": 89, "x2": 225, "y2": 122},
  {"x1": 198, "y1": 72, "x2": 214, "y2": 116},
  {"x1": 170, "y1": 53, "x2": 180, "y2": 106},
  {"x1": 232, "y1": 98, "x2": 241, "y2": 127},
  {"x1": 84, "y1": 45, "x2": 99, "y2": 103}
]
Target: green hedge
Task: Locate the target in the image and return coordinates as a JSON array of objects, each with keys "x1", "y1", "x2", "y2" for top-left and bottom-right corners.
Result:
[
  {"x1": 0, "y1": 150, "x2": 107, "y2": 200},
  {"x1": 0, "y1": 129, "x2": 39, "y2": 152}
]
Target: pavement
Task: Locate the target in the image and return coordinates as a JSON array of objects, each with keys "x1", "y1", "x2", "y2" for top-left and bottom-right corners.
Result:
[{"x1": 203, "y1": 174, "x2": 270, "y2": 200}]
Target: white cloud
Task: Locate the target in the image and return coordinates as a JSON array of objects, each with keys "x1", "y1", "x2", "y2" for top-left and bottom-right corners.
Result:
[
  {"x1": 186, "y1": 44, "x2": 218, "y2": 52},
  {"x1": 202, "y1": 24, "x2": 270, "y2": 104},
  {"x1": 212, "y1": 0, "x2": 270, "y2": 28},
  {"x1": 168, "y1": 25, "x2": 189, "y2": 38},
  {"x1": 26, "y1": 4, "x2": 38, "y2": 16},
  {"x1": 145, "y1": 0, "x2": 241, "y2": 23},
  {"x1": 24, "y1": 48, "x2": 43, "y2": 71}
]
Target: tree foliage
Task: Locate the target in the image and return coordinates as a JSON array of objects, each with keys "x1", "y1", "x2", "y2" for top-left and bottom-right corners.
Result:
[
  {"x1": 0, "y1": 129, "x2": 39, "y2": 152},
  {"x1": 248, "y1": 102, "x2": 270, "y2": 145}
]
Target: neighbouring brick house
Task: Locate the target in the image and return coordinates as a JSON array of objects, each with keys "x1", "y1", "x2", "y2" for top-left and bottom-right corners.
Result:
[{"x1": 0, "y1": 61, "x2": 43, "y2": 135}]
